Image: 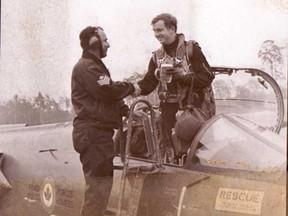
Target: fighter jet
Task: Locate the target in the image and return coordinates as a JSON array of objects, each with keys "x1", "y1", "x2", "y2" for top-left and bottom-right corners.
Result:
[{"x1": 0, "y1": 67, "x2": 286, "y2": 216}]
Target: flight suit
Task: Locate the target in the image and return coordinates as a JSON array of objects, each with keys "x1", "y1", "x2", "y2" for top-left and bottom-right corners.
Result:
[
  {"x1": 138, "y1": 34, "x2": 215, "y2": 156},
  {"x1": 71, "y1": 51, "x2": 134, "y2": 216}
]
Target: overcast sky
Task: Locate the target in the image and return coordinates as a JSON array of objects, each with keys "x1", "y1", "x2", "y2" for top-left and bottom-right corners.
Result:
[{"x1": 1, "y1": 0, "x2": 288, "y2": 101}]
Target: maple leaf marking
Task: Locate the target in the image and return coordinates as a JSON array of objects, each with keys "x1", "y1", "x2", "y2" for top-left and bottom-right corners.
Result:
[{"x1": 43, "y1": 184, "x2": 53, "y2": 207}]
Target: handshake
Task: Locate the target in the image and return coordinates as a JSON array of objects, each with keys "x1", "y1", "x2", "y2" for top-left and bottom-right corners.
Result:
[
  {"x1": 131, "y1": 83, "x2": 141, "y2": 97},
  {"x1": 130, "y1": 64, "x2": 193, "y2": 98}
]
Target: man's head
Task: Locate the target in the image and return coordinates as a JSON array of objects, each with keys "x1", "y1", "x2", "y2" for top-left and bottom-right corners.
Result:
[
  {"x1": 151, "y1": 13, "x2": 177, "y2": 45},
  {"x1": 79, "y1": 26, "x2": 110, "y2": 58}
]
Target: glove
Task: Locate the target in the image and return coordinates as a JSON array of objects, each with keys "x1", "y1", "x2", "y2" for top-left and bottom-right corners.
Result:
[
  {"x1": 131, "y1": 83, "x2": 141, "y2": 97},
  {"x1": 173, "y1": 72, "x2": 193, "y2": 85}
]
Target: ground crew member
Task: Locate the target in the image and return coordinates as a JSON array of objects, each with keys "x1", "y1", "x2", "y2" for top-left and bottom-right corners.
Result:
[
  {"x1": 71, "y1": 26, "x2": 136, "y2": 216},
  {"x1": 133, "y1": 13, "x2": 215, "y2": 159}
]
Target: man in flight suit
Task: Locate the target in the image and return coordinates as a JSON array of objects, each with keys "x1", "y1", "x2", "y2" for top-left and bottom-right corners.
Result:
[
  {"x1": 133, "y1": 13, "x2": 215, "y2": 159},
  {"x1": 71, "y1": 26, "x2": 135, "y2": 216}
]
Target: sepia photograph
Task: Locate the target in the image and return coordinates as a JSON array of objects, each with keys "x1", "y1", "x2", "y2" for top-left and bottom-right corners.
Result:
[{"x1": 0, "y1": 0, "x2": 287, "y2": 215}]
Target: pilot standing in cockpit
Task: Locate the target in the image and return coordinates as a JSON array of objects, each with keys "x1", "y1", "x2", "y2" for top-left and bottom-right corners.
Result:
[
  {"x1": 71, "y1": 26, "x2": 136, "y2": 216},
  {"x1": 132, "y1": 13, "x2": 215, "y2": 159}
]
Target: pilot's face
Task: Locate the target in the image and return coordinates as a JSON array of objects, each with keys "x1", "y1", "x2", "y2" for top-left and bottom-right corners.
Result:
[{"x1": 152, "y1": 20, "x2": 176, "y2": 45}]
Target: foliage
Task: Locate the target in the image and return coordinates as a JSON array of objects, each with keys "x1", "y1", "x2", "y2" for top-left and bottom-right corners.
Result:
[
  {"x1": 0, "y1": 92, "x2": 74, "y2": 125},
  {"x1": 212, "y1": 79, "x2": 236, "y2": 99},
  {"x1": 212, "y1": 76, "x2": 280, "y2": 101},
  {"x1": 258, "y1": 40, "x2": 285, "y2": 80},
  {"x1": 123, "y1": 71, "x2": 145, "y2": 83}
]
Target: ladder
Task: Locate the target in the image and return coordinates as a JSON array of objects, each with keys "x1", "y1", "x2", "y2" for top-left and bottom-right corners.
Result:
[{"x1": 116, "y1": 99, "x2": 163, "y2": 216}]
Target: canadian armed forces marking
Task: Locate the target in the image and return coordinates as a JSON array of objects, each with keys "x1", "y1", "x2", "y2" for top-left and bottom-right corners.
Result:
[{"x1": 40, "y1": 177, "x2": 56, "y2": 214}]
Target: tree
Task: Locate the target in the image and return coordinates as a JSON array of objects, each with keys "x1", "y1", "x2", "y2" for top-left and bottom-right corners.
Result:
[
  {"x1": 212, "y1": 79, "x2": 236, "y2": 99},
  {"x1": 34, "y1": 92, "x2": 45, "y2": 124},
  {"x1": 258, "y1": 40, "x2": 284, "y2": 80},
  {"x1": 0, "y1": 93, "x2": 74, "y2": 125}
]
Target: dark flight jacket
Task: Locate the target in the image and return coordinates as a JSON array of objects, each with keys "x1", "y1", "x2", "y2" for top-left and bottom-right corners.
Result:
[{"x1": 71, "y1": 52, "x2": 134, "y2": 129}]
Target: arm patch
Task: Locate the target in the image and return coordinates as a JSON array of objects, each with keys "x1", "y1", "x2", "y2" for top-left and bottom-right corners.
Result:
[{"x1": 97, "y1": 75, "x2": 110, "y2": 85}]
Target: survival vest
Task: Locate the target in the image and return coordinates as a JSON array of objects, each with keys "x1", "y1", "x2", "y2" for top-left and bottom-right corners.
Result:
[
  {"x1": 152, "y1": 35, "x2": 194, "y2": 107},
  {"x1": 153, "y1": 35, "x2": 215, "y2": 118}
]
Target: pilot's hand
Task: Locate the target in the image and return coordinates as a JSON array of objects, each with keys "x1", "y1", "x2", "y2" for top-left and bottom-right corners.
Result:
[
  {"x1": 131, "y1": 83, "x2": 141, "y2": 97},
  {"x1": 173, "y1": 72, "x2": 193, "y2": 85},
  {"x1": 165, "y1": 68, "x2": 177, "y2": 75}
]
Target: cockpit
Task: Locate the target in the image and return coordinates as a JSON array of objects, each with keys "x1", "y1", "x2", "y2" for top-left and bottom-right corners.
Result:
[{"x1": 116, "y1": 67, "x2": 286, "y2": 174}]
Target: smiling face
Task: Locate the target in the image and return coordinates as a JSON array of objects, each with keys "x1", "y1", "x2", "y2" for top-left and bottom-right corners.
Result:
[{"x1": 152, "y1": 20, "x2": 176, "y2": 45}]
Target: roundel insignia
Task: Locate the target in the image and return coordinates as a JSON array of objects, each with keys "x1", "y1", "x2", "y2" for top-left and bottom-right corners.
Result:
[{"x1": 40, "y1": 177, "x2": 56, "y2": 214}]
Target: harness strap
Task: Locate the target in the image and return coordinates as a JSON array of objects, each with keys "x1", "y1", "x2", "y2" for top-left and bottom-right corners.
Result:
[
  {"x1": 153, "y1": 40, "x2": 196, "y2": 68},
  {"x1": 152, "y1": 39, "x2": 199, "y2": 107},
  {"x1": 185, "y1": 40, "x2": 197, "y2": 72}
]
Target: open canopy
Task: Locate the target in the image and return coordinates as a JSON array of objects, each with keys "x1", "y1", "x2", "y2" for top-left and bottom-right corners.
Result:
[
  {"x1": 212, "y1": 67, "x2": 285, "y2": 133},
  {"x1": 185, "y1": 68, "x2": 286, "y2": 171}
]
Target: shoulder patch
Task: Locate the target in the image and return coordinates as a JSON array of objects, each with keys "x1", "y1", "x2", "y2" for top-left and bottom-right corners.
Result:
[{"x1": 97, "y1": 75, "x2": 110, "y2": 86}]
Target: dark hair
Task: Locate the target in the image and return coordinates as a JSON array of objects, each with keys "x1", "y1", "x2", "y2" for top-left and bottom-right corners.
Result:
[
  {"x1": 151, "y1": 13, "x2": 177, "y2": 32},
  {"x1": 79, "y1": 26, "x2": 104, "y2": 50}
]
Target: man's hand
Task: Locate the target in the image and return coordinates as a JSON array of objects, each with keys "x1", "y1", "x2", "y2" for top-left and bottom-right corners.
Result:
[
  {"x1": 165, "y1": 68, "x2": 177, "y2": 75},
  {"x1": 172, "y1": 72, "x2": 193, "y2": 85},
  {"x1": 131, "y1": 83, "x2": 141, "y2": 97}
]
